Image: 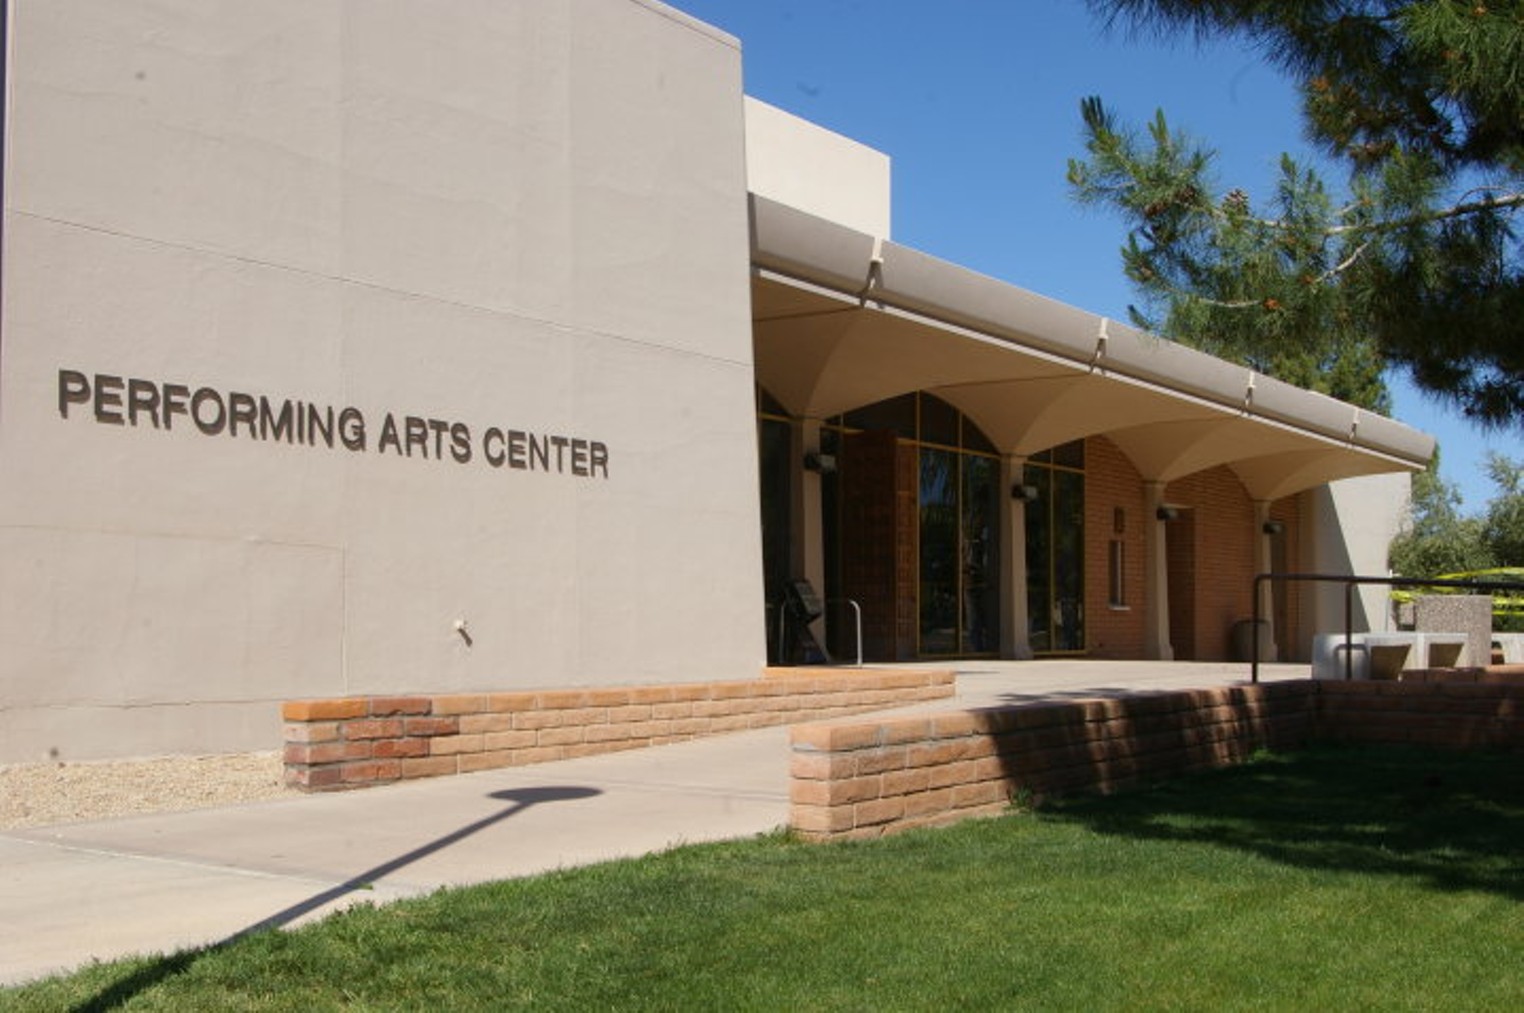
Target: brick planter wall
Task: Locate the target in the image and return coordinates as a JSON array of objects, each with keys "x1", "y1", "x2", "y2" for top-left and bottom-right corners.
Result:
[
  {"x1": 283, "y1": 667, "x2": 954, "y2": 790},
  {"x1": 789, "y1": 679, "x2": 1524, "y2": 842},
  {"x1": 790, "y1": 682, "x2": 1312, "y2": 842},
  {"x1": 1395, "y1": 665, "x2": 1524, "y2": 685},
  {"x1": 1315, "y1": 678, "x2": 1524, "y2": 749}
]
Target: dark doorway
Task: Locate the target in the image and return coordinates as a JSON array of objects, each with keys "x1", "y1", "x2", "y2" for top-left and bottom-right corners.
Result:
[{"x1": 1166, "y1": 510, "x2": 1197, "y2": 660}]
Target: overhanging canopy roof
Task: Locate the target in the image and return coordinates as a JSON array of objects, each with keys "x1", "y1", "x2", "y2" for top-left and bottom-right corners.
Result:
[{"x1": 748, "y1": 195, "x2": 1434, "y2": 501}]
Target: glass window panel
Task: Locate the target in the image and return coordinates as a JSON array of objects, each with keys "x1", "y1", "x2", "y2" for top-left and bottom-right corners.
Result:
[
  {"x1": 961, "y1": 455, "x2": 999, "y2": 653},
  {"x1": 919, "y1": 449, "x2": 958, "y2": 655},
  {"x1": 758, "y1": 417, "x2": 794, "y2": 661},
  {"x1": 919, "y1": 393, "x2": 960, "y2": 447},
  {"x1": 757, "y1": 386, "x2": 788, "y2": 417},
  {"x1": 1053, "y1": 469, "x2": 1086, "y2": 651},
  {"x1": 961, "y1": 418, "x2": 997, "y2": 455},
  {"x1": 1024, "y1": 465, "x2": 1053, "y2": 653},
  {"x1": 844, "y1": 393, "x2": 916, "y2": 438},
  {"x1": 1024, "y1": 462, "x2": 1087, "y2": 653},
  {"x1": 823, "y1": 392, "x2": 1013, "y2": 661},
  {"x1": 1052, "y1": 439, "x2": 1086, "y2": 470}
]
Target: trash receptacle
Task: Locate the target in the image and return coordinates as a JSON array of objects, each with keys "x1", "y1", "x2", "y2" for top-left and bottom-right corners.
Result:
[{"x1": 1230, "y1": 619, "x2": 1277, "y2": 663}]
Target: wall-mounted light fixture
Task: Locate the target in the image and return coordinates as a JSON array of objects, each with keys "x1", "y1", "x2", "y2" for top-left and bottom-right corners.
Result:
[
  {"x1": 1155, "y1": 505, "x2": 1180, "y2": 522},
  {"x1": 1010, "y1": 483, "x2": 1040, "y2": 502},
  {"x1": 803, "y1": 452, "x2": 837, "y2": 474},
  {"x1": 1262, "y1": 520, "x2": 1286, "y2": 535}
]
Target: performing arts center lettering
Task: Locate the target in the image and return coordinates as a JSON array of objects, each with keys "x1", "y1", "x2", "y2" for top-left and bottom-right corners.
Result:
[{"x1": 56, "y1": 368, "x2": 611, "y2": 479}]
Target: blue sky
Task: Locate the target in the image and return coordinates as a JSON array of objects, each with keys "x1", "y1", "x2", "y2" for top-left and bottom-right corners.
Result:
[{"x1": 671, "y1": 0, "x2": 1515, "y2": 514}]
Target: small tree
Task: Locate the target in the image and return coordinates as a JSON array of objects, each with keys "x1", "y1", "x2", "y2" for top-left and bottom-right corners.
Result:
[
  {"x1": 1388, "y1": 451, "x2": 1492, "y2": 578},
  {"x1": 1389, "y1": 451, "x2": 1524, "y2": 633},
  {"x1": 1482, "y1": 453, "x2": 1524, "y2": 566}
]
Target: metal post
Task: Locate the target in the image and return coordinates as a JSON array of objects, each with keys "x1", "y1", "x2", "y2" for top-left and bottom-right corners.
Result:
[
  {"x1": 827, "y1": 598, "x2": 864, "y2": 668},
  {"x1": 1251, "y1": 574, "x2": 1262, "y2": 684},
  {"x1": 1344, "y1": 581, "x2": 1354, "y2": 681}
]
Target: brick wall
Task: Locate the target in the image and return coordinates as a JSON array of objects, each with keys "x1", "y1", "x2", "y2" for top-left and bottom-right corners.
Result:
[
  {"x1": 1397, "y1": 665, "x2": 1524, "y2": 684},
  {"x1": 789, "y1": 679, "x2": 1524, "y2": 842},
  {"x1": 1316, "y1": 673, "x2": 1524, "y2": 747},
  {"x1": 284, "y1": 667, "x2": 954, "y2": 790},
  {"x1": 1165, "y1": 467, "x2": 1256, "y2": 661},
  {"x1": 1269, "y1": 497, "x2": 1302, "y2": 659},
  {"x1": 840, "y1": 432, "x2": 918, "y2": 661},
  {"x1": 1084, "y1": 437, "x2": 1147, "y2": 658}
]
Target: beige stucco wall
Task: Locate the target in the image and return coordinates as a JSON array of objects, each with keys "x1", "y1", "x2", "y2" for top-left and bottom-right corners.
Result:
[
  {"x1": 744, "y1": 97, "x2": 891, "y2": 238},
  {"x1": 1301, "y1": 471, "x2": 1412, "y2": 647},
  {"x1": 0, "y1": 0, "x2": 766, "y2": 761}
]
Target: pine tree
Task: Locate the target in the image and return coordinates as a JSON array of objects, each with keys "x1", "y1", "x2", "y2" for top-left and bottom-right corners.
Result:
[{"x1": 1069, "y1": 1, "x2": 1524, "y2": 424}]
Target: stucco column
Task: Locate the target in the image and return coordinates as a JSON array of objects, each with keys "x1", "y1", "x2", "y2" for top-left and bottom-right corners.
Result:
[
  {"x1": 1253, "y1": 499, "x2": 1280, "y2": 662},
  {"x1": 1144, "y1": 481, "x2": 1174, "y2": 661},
  {"x1": 793, "y1": 418, "x2": 828, "y2": 644},
  {"x1": 1000, "y1": 455, "x2": 1033, "y2": 659}
]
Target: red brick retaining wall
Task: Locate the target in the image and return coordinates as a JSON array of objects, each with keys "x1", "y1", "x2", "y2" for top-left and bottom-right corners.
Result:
[
  {"x1": 283, "y1": 668, "x2": 954, "y2": 790},
  {"x1": 789, "y1": 679, "x2": 1524, "y2": 842},
  {"x1": 1315, "y1": 677, "x2": 1524, "y2": 748},
  {"x1": 1394, "y1": 665, "x2": 1524, "y2": 685}
]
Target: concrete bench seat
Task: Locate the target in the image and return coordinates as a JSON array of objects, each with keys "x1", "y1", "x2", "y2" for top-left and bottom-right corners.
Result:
[
  {"x1": 1313, "y1": 631, "x2": 1469, "y2": 680},
  {"x1": 1494, "y1": 633, "x2": 1524, "y2": 664},
  {"x1": 1364, "y1": 632, "x2": 1468, "y2": 678},
  {"x1": 1362, "y1": 633, "x2": 1419, "y2": 680},
  {"x1": 1420, "y1": 633, "x2": 1468, "y2": 669}
]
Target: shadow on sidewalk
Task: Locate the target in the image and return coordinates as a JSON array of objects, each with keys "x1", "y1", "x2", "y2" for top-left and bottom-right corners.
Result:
[{"x1": 71, "y1": 784, "x2": 601, "y2": 1012}]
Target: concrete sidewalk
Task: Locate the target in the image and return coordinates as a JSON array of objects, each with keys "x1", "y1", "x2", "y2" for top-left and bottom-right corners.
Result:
[{"x1": 0, "y1": 661, "x2": 1305, "y2": 987}]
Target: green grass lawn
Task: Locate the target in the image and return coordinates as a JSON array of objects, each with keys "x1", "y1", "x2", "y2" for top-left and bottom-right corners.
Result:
[{"x1": 5, "y1": 744, "x2": 1521, "y2": 1011}]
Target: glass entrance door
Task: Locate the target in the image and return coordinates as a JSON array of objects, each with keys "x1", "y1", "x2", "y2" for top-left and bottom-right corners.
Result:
[
  {"x1": 1025, "y1": 442, "x2": 1086, "y2": 653},
  {"x1": 919, "y1": 448, "x2": 999, "y2": 655},
  {"x1": 823, "y1": 391, "x2": 1003, "y2": 661}
]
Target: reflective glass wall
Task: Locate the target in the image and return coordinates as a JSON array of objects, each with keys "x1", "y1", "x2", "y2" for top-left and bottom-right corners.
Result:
[
  {"x1": 757, "y1": 389, "x2": 794, "y2": 661},
  {"x1": 1025, "y1": 441, "x2": 1086, "y2": 653},
  {"x1": 829, "y1": 393, "x2": 1000, "y2": 657}
]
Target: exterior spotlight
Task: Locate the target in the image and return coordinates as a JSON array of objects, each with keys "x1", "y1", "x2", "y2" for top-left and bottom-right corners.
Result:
[
  {"x1": 1155, "y1": 505, "x2": 1180, "y2": 521},
  {"x1": 1262, "y1": 520, "x2": 1286, "y2": 535},
  {"x1": 1010, "y1": 483, "x2": 1039, "y2": 502},
  {"x1": 803, "y1": 452, "x2": 837, "y2": 474}
]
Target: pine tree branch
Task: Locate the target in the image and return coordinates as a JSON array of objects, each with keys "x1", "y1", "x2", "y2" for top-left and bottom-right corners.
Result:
[
  {"x1": 1326, "y1": 188, "x2": 1524, "y2": 236},
  {"x1": 1323, "y1": 240, "x2": 1372, "y2": 283},
  {"x1": 1215, "y1": 188, "x2": 1524, "y2": 237}
]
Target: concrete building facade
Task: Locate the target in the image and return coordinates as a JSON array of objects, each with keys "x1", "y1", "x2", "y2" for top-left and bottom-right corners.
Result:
[{"x1": 0, "y1": 0, "x2": 1430, "y2": 762}]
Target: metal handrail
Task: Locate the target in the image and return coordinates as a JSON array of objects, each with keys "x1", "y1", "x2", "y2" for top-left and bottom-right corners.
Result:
[
  {"x1": 773, "y1": 595, "x2": 864, "y2": 667},
  {"x1": 828, "y1": 597, "x2": 864, "y2": 668},
  {"x1": 1250, "y1": 572, "x2": 1524, "y2": 683}
]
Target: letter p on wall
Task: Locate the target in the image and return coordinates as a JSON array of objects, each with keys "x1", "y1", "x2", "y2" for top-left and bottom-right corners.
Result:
[{"x1": 58, "y1": 369, "x2": 90, "y2": 417}]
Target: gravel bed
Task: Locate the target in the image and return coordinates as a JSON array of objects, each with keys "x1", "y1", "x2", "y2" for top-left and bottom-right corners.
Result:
[{"x1": 0, "y1": 752, "x2": 294, "y2": 830}]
